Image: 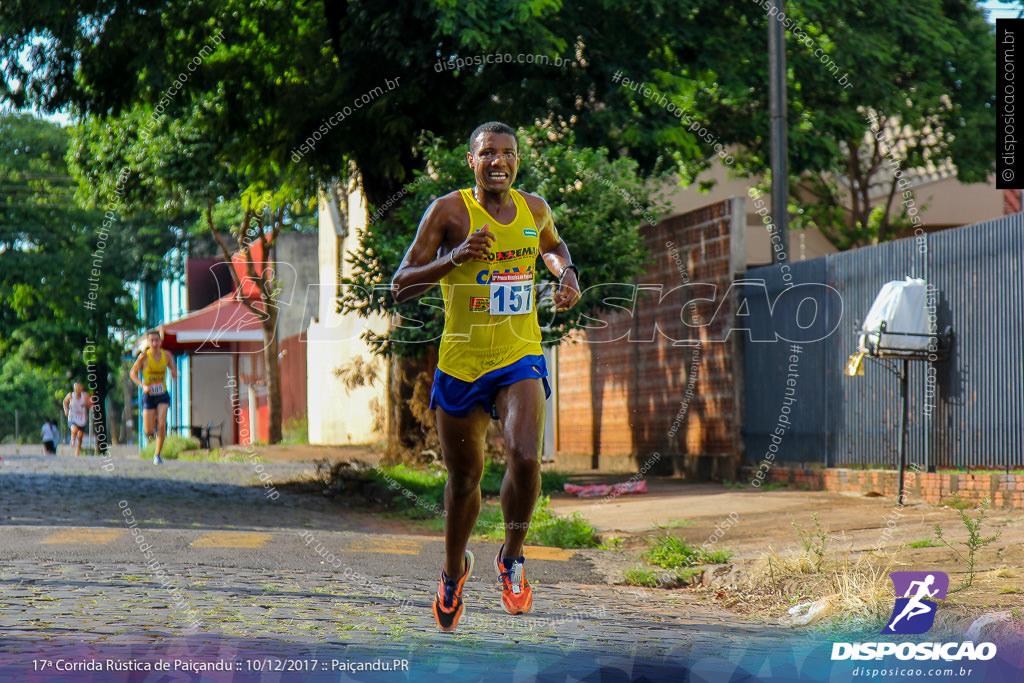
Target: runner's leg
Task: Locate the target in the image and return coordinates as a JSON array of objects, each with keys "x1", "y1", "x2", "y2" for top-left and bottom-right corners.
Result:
[
  {"x1": 71, "y1": 425, "x2": 83, "y2": 456},
  {"x1": 155, "y1": 402, "x2": 170, "y2": 457},
  {"x1": 143, "y1": 407, "x2": 155, "y2": 437},
  {"x1": 436, "y1": 406, "x2": 490, "y2": 579},
  {"x1": 494, "y1": 378, "x2": 545, "y2": 558}
]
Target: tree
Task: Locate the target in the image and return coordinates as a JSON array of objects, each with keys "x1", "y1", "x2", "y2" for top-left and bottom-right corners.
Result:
[
  {"x1": 0, "y1": 0, "x2": 712, "y2": 453},
  {"x1": 68, "y1": 107, "x2": 317, "y2": 444},
  {"x1": 0, "y1": 353, "x2": 64, "y2": 444},
  {"x1": 0, "y1": 0, "x2": 715, "y2": 209},
  {"x1": 688, "y1": 0, "x2": 996, "y2": 247},
  {"x1": 340, "y1": 127, "x2": 666, "y2": 457},
  {"x1": 0, "y1": 114, "x2": 181, "y2": 452}
]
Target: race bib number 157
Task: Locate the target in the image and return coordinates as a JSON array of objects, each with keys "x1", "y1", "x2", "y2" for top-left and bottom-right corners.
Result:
[{"x1": 489, "y1": 272, "x2": 534, "y2": 315}]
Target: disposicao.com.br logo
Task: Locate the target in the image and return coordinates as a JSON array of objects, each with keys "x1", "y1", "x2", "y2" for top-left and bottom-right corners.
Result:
[{"x1": 831, "y1": 571, "x2": 997, "y2": 662}]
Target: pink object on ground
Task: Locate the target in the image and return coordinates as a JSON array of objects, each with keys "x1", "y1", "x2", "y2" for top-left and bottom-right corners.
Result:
[{"x1": 563, "y1": 480, "x2": 648, "y2": 498}]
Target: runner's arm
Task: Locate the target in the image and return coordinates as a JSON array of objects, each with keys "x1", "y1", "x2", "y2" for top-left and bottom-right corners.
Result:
[
  {"x1": 62, "y1": 393, "x2": 71, "y2": 416},
  {"x1": 534, "y1": 198, "x2": 580, "y2": 311},
  {"x1": 129, "y1": 354, "x2": 148, "y2": 393},
  {"x1": 391, "y1": 197, "x2": 493, "y2": 303},
  {"x1": 166, "y1": 351, "x2": 178, "y2": 381}
]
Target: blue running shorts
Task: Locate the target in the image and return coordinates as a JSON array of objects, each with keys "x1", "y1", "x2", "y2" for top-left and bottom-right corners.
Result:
[{"x1": 430, "y1": 354, "x2": 551, "y2": 419}]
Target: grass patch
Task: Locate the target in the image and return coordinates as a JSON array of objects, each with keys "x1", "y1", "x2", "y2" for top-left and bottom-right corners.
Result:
[
  {"x1": 908, "y1": 538, "x2": 941, "y2": 549},
  {"x1": 369, "y1": 462, "x2": 596, "y2": 548},
  {"x1": 476, "y1": 496, "x2": 600, "y2": 548},
  {"x1": 370, "y1": 460, "x2": 570, "y2": 516},
  {"x1": 176, "y1": 448, "x2": 261, "y2": 463},
  {"x1": 656, "y1": 519, "x2": 697, "y2": 529},
  {"x1": 939, "y1": 495, "x2": 974, "y2": 510},
  {"x1": 140, "y1": 434, "x2": 201, "y2": 460},
  {"x1": 643, "y1": 533, "x2": 733, "y2": 570},
  {"x1": 998, "y1": 586, "x2": 1023, "y2": 595},
  {"x1": 282, "y1": 415, "x2": 308, "y2": 445},
  {"x1": 599, "y1": 537, "x2": 624, "y2": 551},
  {"x1": 624, "y1": 566, "x2": 702, "y2": 588},
  {"x1": 934, "y1": 497, "x2": 1001, "y2": 593}
]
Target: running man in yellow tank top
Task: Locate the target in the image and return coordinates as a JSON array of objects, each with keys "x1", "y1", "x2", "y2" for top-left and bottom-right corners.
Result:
[
  {"x1": 129, "y1": 330, "x2": 178, "y2": 465},
  {"x1": 392, "y1": 122, "x2": 580, "y2": 631}
]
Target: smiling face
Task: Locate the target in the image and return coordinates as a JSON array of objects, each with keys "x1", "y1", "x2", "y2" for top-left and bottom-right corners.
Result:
[{"x1": 467, "y1": 132, "x2": 519, "y2": 194}]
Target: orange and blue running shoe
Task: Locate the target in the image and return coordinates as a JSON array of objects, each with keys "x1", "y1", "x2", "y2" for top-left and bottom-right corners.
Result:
[
  {"x1": 495, "y1": 544, "x2": 533, "y2": 615},
  {"x1": 432, "y1": 550, "x2": 474, "y2": 631}
]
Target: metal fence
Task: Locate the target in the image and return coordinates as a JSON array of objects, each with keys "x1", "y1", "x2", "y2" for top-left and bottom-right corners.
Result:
[{"x1": 741, "y1": 216, "x2": 1024, "y2": 470}]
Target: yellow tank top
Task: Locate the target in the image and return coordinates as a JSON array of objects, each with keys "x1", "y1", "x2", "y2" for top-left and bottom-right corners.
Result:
[
  {"x1": 143, "y1": 348, "x2": 169, "y2": 385},
  {"x1": 437, "y1": 189, "x2": 546, "y2": 382}
]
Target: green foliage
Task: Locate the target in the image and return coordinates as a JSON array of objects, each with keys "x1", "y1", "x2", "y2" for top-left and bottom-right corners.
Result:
[
  {"x1": 940, "y1": 496, "x2": 974, "y2": 511},
  {"x1": 659, "y1": 519, "x2": 697, "y2": 529},
  {"x1": 792, "y1": 513, "x2": 828, "y2": 573},
  {"x1": 373, "y1": 459, "x2": 569, "y2": 510},
  {"x1": 0, "y1": 0, "x2": 711, "y2": 204},
  {"x1": 370, "y1": 461, "x2": 593, "y2": 547},
  {"x1": 282, "y1": 415, "x2": 309, "y2": 445},
  {"x1": 0, "y1": 354, "x2": 65, "y2": 443},
  {"x1": 340, "y1": 127, "x2": 663, "y2": 357},
  {"x1": 933, "y1": 498, "x2": 1001, "y2": 593},
  {"x1": 643, "y1": 533, "x2": 732, "y2": 569},
  {"x1": 140, "y1": 434, "x2": 201, "y2": 460},
  {"x1": 624, "y1": 566, "x2": 702, "y2": 588},
  {"x1": 681, "y1": 0, "x2": 995, "y2": 248},
  {"x1": 475, "y1": 496, "x2": 599, "y2": 549},
  {"x1": 908, "y1": 538, "x2": 941, "y2": 549},
  {"x1": 0, "y1": 0, "x2": 996, "y2": 255},
  {"x1": 599, "y1": 536, "x2": 624, "y2": 551},
  {"x1": 0, "y1": 113, "x2": 177, "y2": 453}
]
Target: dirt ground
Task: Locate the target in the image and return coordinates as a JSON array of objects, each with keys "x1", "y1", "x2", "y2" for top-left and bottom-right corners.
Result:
[{"x1": 251, "y1": 445, "x2": 1024, "y2": 626}]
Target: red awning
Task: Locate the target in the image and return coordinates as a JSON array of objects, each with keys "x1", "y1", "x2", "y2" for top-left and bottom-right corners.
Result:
[{"x1": 158, "y1": 294, "x2": 265, "y2": 352}]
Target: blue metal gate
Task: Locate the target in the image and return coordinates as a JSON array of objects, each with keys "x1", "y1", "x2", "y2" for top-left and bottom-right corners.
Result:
[{"x1": 741, "y1": 216, "x2": 1024, "y2": 469}]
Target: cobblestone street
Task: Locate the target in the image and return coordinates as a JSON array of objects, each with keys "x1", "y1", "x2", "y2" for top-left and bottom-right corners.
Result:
[{"x1": 0, "y1": 453, "x2": 809, "y2": 681}]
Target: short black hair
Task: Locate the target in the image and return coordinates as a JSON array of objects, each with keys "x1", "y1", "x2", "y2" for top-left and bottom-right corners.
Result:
[{"x1": 469, "y1": 122, "x2": 518, "y2": 154}]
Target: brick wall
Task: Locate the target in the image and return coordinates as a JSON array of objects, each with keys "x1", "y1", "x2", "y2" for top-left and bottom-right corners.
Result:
[
  {"x1": 744, "y1": 465, "x2": 1024, "y2": 509},
  {"x1": 556, "y1": 198, "x2": 745, "y2": 476}
]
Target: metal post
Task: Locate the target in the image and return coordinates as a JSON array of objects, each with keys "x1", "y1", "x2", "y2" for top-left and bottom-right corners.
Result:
[
  {"x1": 14, "y1": 409, "x2": 19, "y2": 455},
  {"x1": 769, "y1": 0, "x2": 789, "y2": 263},
  {"x1": 897, "y1": 359, "x2": 909, "y2": 506}
]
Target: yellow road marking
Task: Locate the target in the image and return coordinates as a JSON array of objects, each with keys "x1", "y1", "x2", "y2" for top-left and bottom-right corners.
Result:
[
  {"x1": 523, "y1": 546, "x2": 576, "y2": 562},
  {"x1": 191, "y1": 532, "x2": 274, "y2": 549},
  {"x1": 40, "y1": 529, "x2": 125, "y2": 545},
  {"x1": 340, "y1": 537, "x2": 425, "y2": 555}
]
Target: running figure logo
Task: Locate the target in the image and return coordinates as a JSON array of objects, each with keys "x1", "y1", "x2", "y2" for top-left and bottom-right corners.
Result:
[{"x1": 882, "y1": 571, "x2": 949, "y2": 635}]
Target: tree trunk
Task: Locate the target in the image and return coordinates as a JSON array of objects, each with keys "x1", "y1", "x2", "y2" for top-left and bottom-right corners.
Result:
[
  {"x1": 263, "y1": 313, "x2": 283, "y2": 444},
  {"x1": 122, "y1": 358, "x2": 135, "y2": 444},
  {"x1": 385, "y1": 352, "x2": 435, "y2": 464},
  {"x1": 90, "y1": 359, "x2": 110, "y2": 456}
]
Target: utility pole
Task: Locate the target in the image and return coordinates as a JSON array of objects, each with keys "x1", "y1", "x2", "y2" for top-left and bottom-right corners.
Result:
[{"x1": 769, "y1": 0, "x2": 789, "y2": 262}]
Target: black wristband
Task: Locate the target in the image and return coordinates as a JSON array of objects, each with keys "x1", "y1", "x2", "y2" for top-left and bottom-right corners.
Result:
[{"x1": 559, "y1": 264, "x2": 580, "y2": 281}]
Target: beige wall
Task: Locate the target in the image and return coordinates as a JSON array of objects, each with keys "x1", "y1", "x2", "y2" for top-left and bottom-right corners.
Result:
[
  {"x1": 663, "y1": 158, "x2": 1002, "y2": 266},
  {"x1": 190, "y1": 353, "x2": 237, "y2": 445},
  {"x1": 663, "y1": 161, "x2": 838, "y2": 267},
  {"x1": 307, "y1": 184, "x2": 388, "y2": 445}
]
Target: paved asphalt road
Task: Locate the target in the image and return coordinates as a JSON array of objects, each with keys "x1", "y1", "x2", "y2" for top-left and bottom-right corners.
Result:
[{"x1": 0, "y1": 453, "x2": 816, "y2": 682}]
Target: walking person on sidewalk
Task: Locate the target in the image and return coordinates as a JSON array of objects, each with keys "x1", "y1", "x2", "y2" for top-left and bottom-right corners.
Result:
[
  {"x1": 129, "y1": 330, "x2": 177, "y2": 465},
  {"x1": 391, "y1": 122, "x2": 581, "y2": 631},
  {"x1": 41, "y1": 418, "x2": 58, "y2": 455}
]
